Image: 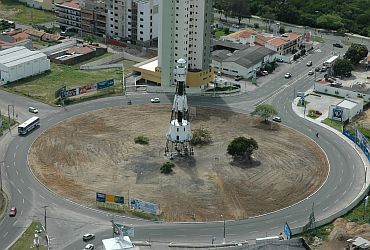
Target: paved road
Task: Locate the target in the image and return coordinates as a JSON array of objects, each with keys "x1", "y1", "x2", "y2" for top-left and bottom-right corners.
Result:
[{"x1": 0, "y1": 42, "x2": 367, "y2": 250}]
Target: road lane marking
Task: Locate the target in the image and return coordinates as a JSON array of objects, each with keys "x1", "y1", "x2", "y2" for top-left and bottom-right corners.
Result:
[
  {"x1": 27, "y1": 187, "x2": 32, "y2": 191},
  {"x1": 13, "y1": 162, "x2": 15, "y2": 166},
  {"x1": 13, "y1": 152, "x2": 16, "y2": 158},
  {"x1": 200, "y1": 235, "x2": 212, "y2": 237},
  {"x1": 23, "y1": 198, "x2": 24, "y2": 204},
  {"x1": 13, "y1": 221, "x2": 17, "y2": 226},
  {"x1": 21, "y1": 210, "x2": 23, "y2": 216},
  {"x1": 20, "y1": 178, "x2": 24, "y2": 184},
  {"x1": 343, "y1": 190, "x2": 347, "y2": 196},
  {"x1": 175, "y1": 235, "x2": 185, "y2": 237},
  {"x1": 16, "y1": 170, "x2": 18, "y2": 175},
  {"x1": 3, "y1": 232, "x2": 8, "y2": 238},
  {"x1": 40, "y1": 195, "x2": 46, "y2": 199},
  {"x1": 16, "y1": 144, "x2": 19, "y2": 150},
  {"x1": 17, "y1": 188, "x2": 22, "y2": 194},
  {"x1": 323, "y1": 206, "x2": 329, "y2": 211}
]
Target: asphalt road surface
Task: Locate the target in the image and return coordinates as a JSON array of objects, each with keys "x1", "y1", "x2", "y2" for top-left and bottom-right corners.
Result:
[{"x1": 0, "y1": 42, "x2": 367, "y2": 250}]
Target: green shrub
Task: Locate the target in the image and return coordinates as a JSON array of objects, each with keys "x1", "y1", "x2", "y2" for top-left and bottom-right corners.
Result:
[
  {"x1": 191, "y1": 128, "x2": 212, "y2": 146},
  {"x1": 134, "y1": 135, "x2": 149, "y2": 145},
  {"x1": 161, "y1": 161, "x2": 175, "y2": 174}
]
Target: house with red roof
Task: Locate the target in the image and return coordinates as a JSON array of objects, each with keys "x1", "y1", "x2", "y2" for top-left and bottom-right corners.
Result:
[{"x1": 221, "y1": 29, "x2": 257, "y2": 45}]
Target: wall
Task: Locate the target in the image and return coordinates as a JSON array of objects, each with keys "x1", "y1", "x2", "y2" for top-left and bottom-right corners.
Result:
[{"x1": 314, "y1": 82, "x2": 370, "y2": 103}]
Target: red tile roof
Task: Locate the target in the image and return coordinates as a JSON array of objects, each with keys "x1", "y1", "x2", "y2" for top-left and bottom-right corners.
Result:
[
  {"x1": 227, "y1": 29, "x2": 256, "y2": 39},
  {"x1": 282, "y1": 32, "x2": 302, "y2": 41},
  {"x1": 268, "y1": 37, "x2": 287, "y2": 47},
  {"x1": 66, "y1": 46, "x2": 93, "y2": 55},
  {"x1": 12, "y1": 32, "x2": 30, "y2": 41}
]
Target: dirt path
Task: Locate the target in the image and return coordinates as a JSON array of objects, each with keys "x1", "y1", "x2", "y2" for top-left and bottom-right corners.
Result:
[{"x1": 29, "y1": 105, "x2": 328, "y2": 221}]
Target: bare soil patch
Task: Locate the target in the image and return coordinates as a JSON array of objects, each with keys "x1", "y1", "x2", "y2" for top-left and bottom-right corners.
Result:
[{"x1": 29, "y1": 105, "x2": 328, "y2": 221}]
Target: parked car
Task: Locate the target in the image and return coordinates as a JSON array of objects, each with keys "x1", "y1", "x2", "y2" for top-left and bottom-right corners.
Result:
[
  {"x1": 28, "y1": 107, "x2": 38, "y2": 114},
  {"x1": 333, "y1": 43, "x2": 343, "y2": 48},
  {"x1": 315, "y1": 110, "x2": 323, "y2": 115},
  {"x1": 308, "y1": 70, "x2": 314, "y2": 75},
  {"x1": 306, "y1": 61, "x2": 312, "y2": 66},
  {"x1": 83, "y1": 234, "x2": 95, "y2": 241},
  {"x1": 9, "y1": 207, "x2": 17, "y2": 217},
  {"x1": 234, "y1": 75, "x2": 243, "y2": 81},
  {"x1": 84, "y1": 244, "x2": 95, "y2": 250},
  {"x1": 261, "y1": 70, "x2": 269, "y2": 76},
  {"x1": 315, "y1": 67, "x2": 320, "y2": 72},
  {"x1": 320, "y1": 66, "x2": 327, "y2": 72},
  {"x1": 150, "y1": 97, "x2": 160, "y2": 103},
  {"x1": 272, "y1": 116, "x2": 282, "y2": 122},
  {"x1": 284, "y1": 73, "x2": 292, "y2": 79}
]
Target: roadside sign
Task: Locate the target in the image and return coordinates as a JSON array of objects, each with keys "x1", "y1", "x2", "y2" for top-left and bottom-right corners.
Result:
[{"x1": 283, "y1": 222, "x2": 292, "y2": 239}]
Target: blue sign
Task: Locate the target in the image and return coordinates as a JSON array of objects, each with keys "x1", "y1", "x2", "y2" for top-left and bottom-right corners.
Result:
[
  {"x1": 131, "y1": 199, "x2": 159, "y2": 214},
  {"x1": 96, "y1": 192, "x2": 106, "y2": 202},
  {"x1": 97, "y1": 79, "x2": 114, "y2": 90},
  {"x1": 332, "y1": 107, "x2": 343, "y2": 121},
  {"x1": 284, "y1": 222, "x2": 292, "y2": 239}
]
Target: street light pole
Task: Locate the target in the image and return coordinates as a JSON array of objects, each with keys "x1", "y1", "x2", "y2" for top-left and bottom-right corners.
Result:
[
  {"x1": 42, "y1": 206, "x2": 49, "y2": 233},
  {"x1": 221, "y1": 214, "x2": 225, "y2": 244}
]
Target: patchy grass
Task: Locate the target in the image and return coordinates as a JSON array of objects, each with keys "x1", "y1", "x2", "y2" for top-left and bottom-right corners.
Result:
[
  {"x1": 1, "y1": 61, "x2": 123, "y2": 106},
  {"x1": 96, "y1": 203, "x2": 163, "y2": 221},
  {"x1": 322, "y1": 118, "x2": 343, "y2": 132},
  {"x1": 10, "y1": 221, "x2": 47, "y2": 250},
  {"x1": 312, "y1": 35, "x2": 324, "y2": 43},
  {"x1": 0, "y1": 115, "x2": 16, "y2": 135},
  {"x1": 0, "y1": 0, "x2": 55, "y2": 24}
]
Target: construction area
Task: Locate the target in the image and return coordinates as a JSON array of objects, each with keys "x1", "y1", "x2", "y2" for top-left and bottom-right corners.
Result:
[{"x1": 29, "y1": 105, "x2": 328, "y2": 221}]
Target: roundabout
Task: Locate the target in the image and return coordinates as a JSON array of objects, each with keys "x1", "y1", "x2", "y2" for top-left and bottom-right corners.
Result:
[{"x1": 29, "y1": 105, "x2": 328, "y2": 222}]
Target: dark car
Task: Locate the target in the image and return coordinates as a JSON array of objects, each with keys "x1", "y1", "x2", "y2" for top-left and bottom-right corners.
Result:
[
  {"x1": 333, "y1": 43, "x2": 343, "y2": 48},
  {"x1": 315, "y1": 67, "x2": 320, "y2": 72},
  {"x1": 9, "y1": 207, "x2": 17, "y2": 217},
  {"x1": 315, "y1": 110, "x2": 323, "y2": 115}
]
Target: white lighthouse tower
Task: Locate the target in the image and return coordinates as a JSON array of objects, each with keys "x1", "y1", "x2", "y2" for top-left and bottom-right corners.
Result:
[{"x1": 165, "y1": 58, "x2": 194, "y2": 158}]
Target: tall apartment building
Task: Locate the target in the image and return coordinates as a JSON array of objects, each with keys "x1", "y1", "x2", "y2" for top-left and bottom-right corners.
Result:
[
  {"x1": 158, "y1": 0, "x2": 213, "y2": 87},
  {"x1": 105, "y1": 0, "x2": 159, "y2": 46},
  {"x1": 55, "y1": 0, "x2": 81, "y2": 33},
  {"x1": 80, "y1": 0, "x2": 106, "y2": 37}
]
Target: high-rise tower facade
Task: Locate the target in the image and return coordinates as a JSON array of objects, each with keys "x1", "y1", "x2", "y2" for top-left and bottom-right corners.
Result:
[{"x1": 158, "y1": 0, "x2": 213, "y2": 87}]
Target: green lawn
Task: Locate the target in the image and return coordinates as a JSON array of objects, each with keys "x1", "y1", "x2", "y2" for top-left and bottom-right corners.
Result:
[
  {"x1": 214, "y1": 30, "x2": 225, "y2": 38},
  {"x1": 0, "y1": 0, "x2": 55, "y2": 24},
  {"x1": 312, "y1": 35, "x2": 324, "y2": 43},
  {"x1": 10, "y1": 221, "x2": 47, "y2": 250},
  {"x1": 1, "y1": 62, "x2": 123, "y2": 105},
  {"x1": 321, "y1": 118, "x2": 343, "y2": 132}
]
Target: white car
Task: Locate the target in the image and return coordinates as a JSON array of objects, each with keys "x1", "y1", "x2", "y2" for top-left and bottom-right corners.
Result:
[
  {"x1": 83, "y1": 233, "x2": 95, "y2": 241},
  {"x1": 84, "y1": 244, "x2": 94, "y2": 250},
  {"x1": 306, "y1": 61, "x2": 312, "y2": 66},
  {"x1": 308, "y1": 70, "x2": 314, "y2": 75},
  {"x1": 151, "y1": 97, "x2": 160, "y2": 103},
  {"x1": 284, "y1": 73, "x2": 292, "y2": 79},
  {"x1": 272, "y1": 116, "x2": 282, "y2": 122},
  {"x1": 28, "y1": 107, "x2": 39, "y2": 114}
]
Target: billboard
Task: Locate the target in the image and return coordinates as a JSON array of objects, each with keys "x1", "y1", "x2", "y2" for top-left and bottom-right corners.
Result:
[
  {"x1": 61, "y1": 79, "x2": 114, "y2": 99},
  {"x1": 62, "y1": 88, "x2": 78, "y2": 98},
  {"x1": 79, "y1": 83, "x2": 97, "y2": 94},
  {"x1": 96, "y1": 192, "x2": 124, "y2": 205},
  {"x1": 130, "y1": 199, "x2": 159, "y2": 214},
  {"x1": 332, "y1": 107, "x2": 343, "y2": 121},
  {"x1": 96, "y1": 192, "x2": 106, "y2": 202}
]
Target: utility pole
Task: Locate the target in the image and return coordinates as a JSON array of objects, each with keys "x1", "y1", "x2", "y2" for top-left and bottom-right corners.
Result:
[
  {"x1": 42, "y1": 206, "x2": 49, "y2": 233},
  {"x1": 221, "y1": 214, "x2": 225, "y2": 244},
  {"x1": 7, "y1": 105, "x2": 14, "y2": 129}
]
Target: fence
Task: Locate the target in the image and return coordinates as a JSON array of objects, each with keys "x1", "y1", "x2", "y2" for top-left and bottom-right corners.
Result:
[{"x1": 343, "y1": 129, "x2": 370, "y2": 162}]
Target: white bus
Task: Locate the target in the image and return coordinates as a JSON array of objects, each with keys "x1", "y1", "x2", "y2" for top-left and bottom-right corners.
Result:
[
  {"x1": 323, "y1": 55, "x2": 339, "y2": 67},
  {"x1": 18, "y1": 116, "x2": 40, "y2": 135}
]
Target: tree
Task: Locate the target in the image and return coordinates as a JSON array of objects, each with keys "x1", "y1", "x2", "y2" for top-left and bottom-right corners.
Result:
[
  {"x1": 316, "y1": 14, "x2": 344, "y2": 30},
  {"x1": 227, "y1": 136, "x2": 258, "y2": 161},
  {"x1": 160, "y1": 161, "x2": 175, "y2": 174},
  {"x1": 251, "y1": 104, "x2": 278, "y2": 123},
  {"x1": 191, "y1": 128, "x2": 212, "y2": 146},
  {"x1": 230, "y1": 0, "x2": 251, "y2": 25},
  {"x1": 344, "y1": 43, "x2": 368, "y2": 65},
  {"x1": 333, "y1": 58, "x2": 354, "y2": 76}
]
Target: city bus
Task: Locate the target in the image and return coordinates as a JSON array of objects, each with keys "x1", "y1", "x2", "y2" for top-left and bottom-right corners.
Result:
[
  {"x1": 323, "y1": 55, "x2": 339, "y2": 67},
  {"x1": 18, "y1": 116, "x2": 40, "y2": 135}
]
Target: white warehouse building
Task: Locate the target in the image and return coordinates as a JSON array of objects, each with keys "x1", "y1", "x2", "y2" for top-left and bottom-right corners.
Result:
[
  {"x1": 0, "y1": 46, "x2": 50, "y2": 85},
  {"x1": 328, "y1": 98, "x2": 364, "y2": 122}
]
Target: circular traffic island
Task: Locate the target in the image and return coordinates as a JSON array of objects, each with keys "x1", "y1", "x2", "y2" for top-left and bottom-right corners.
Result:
[{"x1": 29, "y1": 105, "x2": 328, "y2": 221}]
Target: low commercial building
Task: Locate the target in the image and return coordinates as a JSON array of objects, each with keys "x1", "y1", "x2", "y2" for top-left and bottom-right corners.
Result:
[
  {"x1": 328, "y1": 98, "x2": 364, "y2": 122},
  {"x1": 221, "y1": 28, "x2": 257, "y2": 46},
  {"x1": 0, "y1": 46, "x2": 50, "y2": 84},
  {"x1": 212, "y1": 46, "x2": 277, "y2": 79}
]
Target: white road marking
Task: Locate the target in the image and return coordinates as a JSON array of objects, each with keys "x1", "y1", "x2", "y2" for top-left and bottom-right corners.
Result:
[
  {"x1": 271, "y1": 226, "x2": 279, "y2": 230},
  {"x1": 175, "y1": 235, "x2": 185, "y2": 237},
  {"x1": 39, "y1": 195, "x2": 46, "y2": 199},
  {"x1": 151, "y1": 234, "x2": 161, "y2": 236},
  {"x1": 20, "y1": 178, "x2": 24, "y2": 184},
  {"x1": 250, "y1": 230, "x2": 259, "y2": 234},
  {"x1": 3, "y1": 232, "x2": 8, "y2": 238},
  {"x1": 323, "y1": 206, "x2": 329, "y2": 211},
  {"x1": 17, "y1": 189, "x2": 22, "y2": 194},
  {"x1": 149, "y1": 228, "x2": 161, "y2": 230},
  {"x1": 21, "y1": 210, "x2": 23, "y2": 216},
  {"x1": 6, "y1": 165, "x2": 9, "y2": 168},
  {"x1": 200, "y1": 235, "x2": 212, "y2": 237},
  {"x1": 13, "y1": 162, "x2": 15, "y2": 166},
  {"x1": 22, "y1": 198, "x2": 24, "y2": 204},
  {"x1": 15, "y1": 170, "x2": 18, "y2": 175},
  {"x1": 13, "y1": 221, "x2": 17, "y2": 226},
  {"x1": 16, "y1": 144, "x2": 19, "y2": 150},
  {"x1": 335, "y1": 198, "x2": 339, "y2": 204},
  {"x1": 27, "y1": 187, "x2": 32, "y2": 191},
  {"x1": 13, "y1": 152, "x2": 16, "y2": 158},
  {"x1": 291, "y1": 220, "x2": 297, "y2": 224},
  {"x1": 343, "y1": 190, "x2": 347, "y2": 196}
]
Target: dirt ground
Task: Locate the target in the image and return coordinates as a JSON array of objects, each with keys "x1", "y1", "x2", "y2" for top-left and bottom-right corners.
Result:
[{"x1": 29, "y1": 105, "x2": 328, "y2": 221}]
